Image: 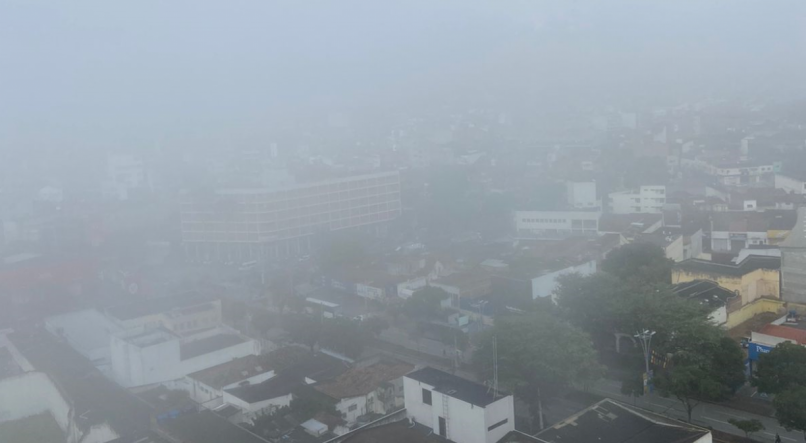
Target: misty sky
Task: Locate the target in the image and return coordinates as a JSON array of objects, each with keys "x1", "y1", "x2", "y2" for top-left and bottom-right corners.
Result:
[{"x1": 2, "y1": 0, "x2": 805, "y2": 151}]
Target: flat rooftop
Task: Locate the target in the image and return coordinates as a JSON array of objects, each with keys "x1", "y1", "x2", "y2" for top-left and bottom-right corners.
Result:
[
  {"x1": 406, "y1": 367, "x2": 505, "y2": 407},
  {"x1": 0, "y1": 412, "x2": 65, "y2": 443},
  {"x1": 106, "y1": 292, "x2": 215, "y2": 321},
  {"x1": 180, "y1": 333, "x2": 247, "y2": 360}
]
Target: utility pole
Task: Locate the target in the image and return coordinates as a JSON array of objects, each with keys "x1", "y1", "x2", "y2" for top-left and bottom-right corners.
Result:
[{"x1": 635, "y1": 330, "x2": 656, "y2": 394}]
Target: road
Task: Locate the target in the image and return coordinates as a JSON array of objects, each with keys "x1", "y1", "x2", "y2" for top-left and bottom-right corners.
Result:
[{"x1": 589, "y1": 378, "x2": 801, "y2": 442}]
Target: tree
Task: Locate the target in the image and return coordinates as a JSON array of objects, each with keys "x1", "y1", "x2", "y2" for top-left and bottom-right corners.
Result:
[
  {"x1": 753, "y1": 342, "x2": 806, "y2": 394},
  {"x1": 474, "y1": 312, "x2": 603, "y2": 431},
  {"x1": 362, "y1": 316, "x2": 390, "y2": 337},
  {"x1": 619, "y1": 370, "x2": 645, "y2": 401},
  {"x1": 728, "y1": 418, "x2": 765, "y2": 439},
  {"x1": 773, "y1": 386, "x2": 806, "y2": 441},
  {"x1": 281, "y1": 314, "x2": 322, "y2": 352},
  {"x1": 319, "y1": 317, "x2": 368, "y2": 359},
  {"x1": 656, "y1": 363, "x2": 725, "y2": 422},
  {"x1": 600, "y1": 242, "x2": 672, "y2": 286},
  {"x1": 403, "y1": 286, "x2": 449, "y2": 319}
]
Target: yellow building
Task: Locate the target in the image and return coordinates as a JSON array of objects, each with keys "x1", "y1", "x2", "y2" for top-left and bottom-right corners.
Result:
[{"x1": 672, "y1": 255, "x2": 780, "y2": 306}]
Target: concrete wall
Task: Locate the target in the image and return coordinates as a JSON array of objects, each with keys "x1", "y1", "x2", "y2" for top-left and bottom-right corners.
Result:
[
  {"x1": 403, "y1": 376, "x2": 513, "y2": 443},
  {"x1": 337, "y1": 395, "x2": 370, "y2": 424},
  {"x1": 0, "y1": 371, "x2": 118, "y2": 443},
  {"x1": 724, "y1": 298, "x2": 786, "y2": 330},
  {"x1": 483, "y1": 396, "x2": 516, "y2": 443},
  {"x1": 672, "y1": 268, "x2": 779, "y2": 306},
  {"x1": 111, "y1": 332, "x2": 259, "y2": 388},
  {"x1": 434, "y1": 391, "x2": 486, "y2": 443},
  {"x1": 222, "y1": 391, "x2": 292, "y2": 418},
  {"x1": 403, "y1": 376, "x2": 433, "y2": 428},
  {"x1": 782, "y1": 249, "x2": 806, "y2": 304},
  {"x1": 775, "y1": 174, "x2": 806, "y2": 194}
]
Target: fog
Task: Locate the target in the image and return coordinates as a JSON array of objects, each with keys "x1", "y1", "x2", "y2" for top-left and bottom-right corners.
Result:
[
  {"x1": 3, "y1": 1, "x2": 805, "y2": 152},
  {"x1": 3, "y1": 2, "x2": 806, "y2": 443}
]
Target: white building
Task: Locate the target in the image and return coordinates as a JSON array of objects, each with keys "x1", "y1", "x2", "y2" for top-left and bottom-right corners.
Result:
[
  {"x1": 110, "y1": 326, "x2": 260, "y2": 388},
  {"x1": 514, "y1": 211, "x2": 600, "y2": 239},
  {"x1": 776, "y1": 174, "x2": 806, "y2": 195},
  {"x1": 181, "y1": 353, "x2": 281, "y2": 408},
  {"x1": 609, "y1": 185, "x2": 666, "y2": 214},
  {"x1": 103, "y1": 153, "x2": 153, "y2": 201},
  {"x1": 566, "y1": 181, "x2": 598, "y2": 209},
  {"x1": 313, "y1": 360, "x2": 413, "y2": 424},
  {"x1": 404, "y1": 367, "x2": 515, "y2": 443}
]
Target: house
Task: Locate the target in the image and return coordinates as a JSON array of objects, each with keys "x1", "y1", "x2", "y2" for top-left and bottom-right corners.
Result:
[
  {"x1": 181, "y1": 347, "x2": 309, "y2": 407},
  {"x1": 404, "y1": 367, "x2": 515, "y2": 443},
  {"x1": 223, "y1": 352, "x2": 348, "y2": 420},
  {"x1": 608, "y1": 185, "x2": 666, "y2": 214},
  {"x1": 313, "y1": 360, "x2": 414, "y2": 424},
  {"x1": 672, "y1": 280, "x2": 737, "y2": 326},
  {"x1": 536, "y1": 399, "x2": 711, "y2": 443},
  {"x1": 110, "y1": 326, "x2": 260, "y2": 388},
  {"x1": 709, "y1": 210, "x2": 797, "y2": 253},
  {"x1": 513, "y1": 211, "x2": 600, "y2": 240},
  {"x1": 105, "y1": 292, "x2": 222, "y2": 337},
  {"x1": 430, "y1": 270, "x2": 492, "y2": 306},
  {"x1": 672, "y1": 255, "x2": 780, "y2": 306},
  {"x1": 490, "y1": 257, "x2": 596, "y2": 303}
]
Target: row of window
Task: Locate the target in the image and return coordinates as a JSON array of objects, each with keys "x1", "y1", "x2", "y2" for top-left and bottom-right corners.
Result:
[{"x1": 522, "y1": 218, "x2": 567, "y2": 224}]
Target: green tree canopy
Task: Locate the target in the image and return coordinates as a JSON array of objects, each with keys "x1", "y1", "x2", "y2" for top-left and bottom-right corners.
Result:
[
  {"x1": 474, "y1": 312, "x2": 603, "y2": 430},
  {"x1": 728, "y1": 418, "x2": 765, "y2": 438},
  {"x1": 773, "y1": 386, "x2": 806, "y2": 441},
  {"x1": 403, "y1": 286, "x2": 449, "y2": 319},
  {"x1": 752, "y1": 342, "x2": 806, "y2": 394},
  {"x1": 600, "y1": 242, "x2": 673, "y2": 286},
  {"x1": 655, "y1": 337, "x2": 745, "y2": 422}
]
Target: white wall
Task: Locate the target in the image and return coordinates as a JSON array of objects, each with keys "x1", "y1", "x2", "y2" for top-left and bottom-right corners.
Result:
[
  {"x1": 0, "y1": 372, "x2": 120, "y2": 443},
  {"x1": 775, "y1": 174, "x2": 806, "y2": 195},
  {"x1": 514, "y1": 211, "x2": 600, "y2": 239},
  {"x1": 404, "y1": 376, "x2": 434, "y2": 428},
  {"x1": 483, "y1": 396, "x2": 516, "y2": 443},
  {"x1": 532, "y1": 260, "x2": 597, "y2": 301},
  {"x1": 111, "y1": 332, "x2": 259, "y2": 388},
  {"x1": 708, "y1": 305, "x2": 727, "y2": 326},
  {"x1": 567, "y1": 182, "x2": 598, "y2": 209},
  {"x1": 223, "y1": 391, "x2": 292, "y2": 418},
  {"x1": 337, "y1": 395, "x2": 369, "y2": 424},
  {"x1": 609, "y1": 186, "x2": 666, "y2": 214},
  {"x1": 403, "y1": 376, "x2": 514, "y2": 443}
]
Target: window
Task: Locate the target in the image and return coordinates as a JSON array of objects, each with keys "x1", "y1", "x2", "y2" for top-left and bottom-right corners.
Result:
[
  {"x1": 348, "y1": 404, "x2": 357, "y2": 412},
  {"x1": 422, "y1": 388, "x2": 432, "y2": 405},
  {"x1": 488, "y1": 418, "x2": 509, "y2": 431}
]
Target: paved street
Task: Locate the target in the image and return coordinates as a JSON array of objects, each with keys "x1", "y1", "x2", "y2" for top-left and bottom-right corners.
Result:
[{"x1": 589, "y1": 378, "x2": 801, "y2": 442}]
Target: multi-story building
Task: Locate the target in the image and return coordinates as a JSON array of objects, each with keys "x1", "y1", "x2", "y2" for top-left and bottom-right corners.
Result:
[
  {"x1": 513, "y1": 211, "x2": 600, "y2": 239},
  {"x1": 566, "y1": 181, "x2": 598, "y2": 209},
  {"x1": 609, "y1": 185, "x2": 666, "y2": 214},
  {"x1": 403, "y1": 367, "x2": 515, "y2": 443},
  {"x1": 180, "y1": 171, "x2": 401, "y2": 261}
]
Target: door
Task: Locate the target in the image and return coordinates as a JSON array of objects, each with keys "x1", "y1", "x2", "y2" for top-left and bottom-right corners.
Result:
[{"x1": 438, "y1": 417, "x2": 446, "y2": 437}]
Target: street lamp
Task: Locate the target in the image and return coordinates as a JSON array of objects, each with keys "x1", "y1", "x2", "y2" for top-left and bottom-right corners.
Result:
[{"x1": 635, "y1": 330, "x2": 656, "y2": 394}]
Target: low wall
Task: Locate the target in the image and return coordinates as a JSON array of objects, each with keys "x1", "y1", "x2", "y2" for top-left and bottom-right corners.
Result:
[{"x1": 725, "y1": 298, "x2": 785, "y2": 329}]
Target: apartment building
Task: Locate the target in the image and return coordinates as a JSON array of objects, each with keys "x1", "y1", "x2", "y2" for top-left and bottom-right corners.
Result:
[
  {"x1": 180, "y1": 171, "x2": 402, "y2": 261},
  {"x1": 609, "y1": 185, "x2": 666, "y2": 214}
]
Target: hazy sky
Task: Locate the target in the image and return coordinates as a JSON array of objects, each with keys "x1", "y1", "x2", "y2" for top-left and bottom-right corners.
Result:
[{"x1": 2, "y1": 1, "x2": 805, "y2": 151}]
